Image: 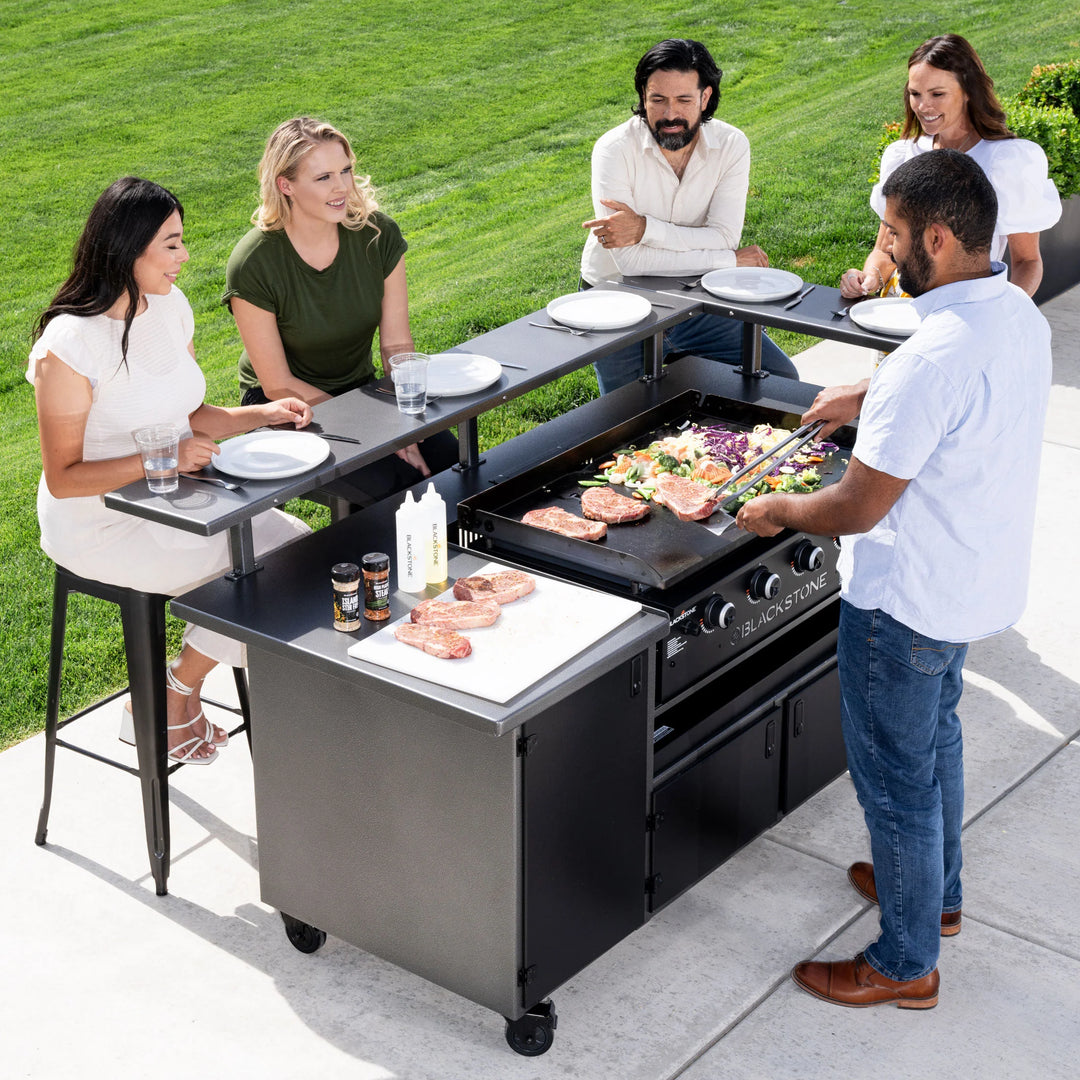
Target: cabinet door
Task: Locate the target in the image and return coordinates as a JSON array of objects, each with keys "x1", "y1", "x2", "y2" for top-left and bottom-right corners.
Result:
[
  {"x1": 520, "y1": 653, "x2": 649, "y2": 1008},
  {"x1": 781, "y1": 662, "x2": 846, "y2": 813},
  {"x1": 649, "y1": 706, "x2": 782, "y2": 913}
]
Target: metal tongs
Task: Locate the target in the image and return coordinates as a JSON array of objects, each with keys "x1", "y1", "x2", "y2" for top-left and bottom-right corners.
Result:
[{"x1": 712, "y1": 420, "x2": 827, "y2": 504}]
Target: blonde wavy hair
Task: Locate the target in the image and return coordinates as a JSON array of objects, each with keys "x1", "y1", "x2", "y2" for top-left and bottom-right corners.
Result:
[{"x1": 252, "y1": 117, "x2": 380, "y2": 232}]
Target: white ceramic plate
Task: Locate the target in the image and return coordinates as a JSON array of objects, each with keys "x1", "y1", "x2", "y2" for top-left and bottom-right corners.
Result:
[
  {"x1": 700, "y1": 267, "x2": 804, "y2": 302},
  {"x1": 849, "y1": 297, "x2": 921, "y2": 338},
  {"x1": 213, "y1": 431, "x2": 330, "y2": 480},
  {"x1": 425, "y1": 353, "x2": 503, "y2": 396},
  {"x1": 546, "y1": 290, "x2": 652, "y2": 330}
]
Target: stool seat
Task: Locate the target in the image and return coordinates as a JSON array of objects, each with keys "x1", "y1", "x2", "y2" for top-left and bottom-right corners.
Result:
[{"x1": 35, "y1": 564, "x2": 250, "y2": 895}]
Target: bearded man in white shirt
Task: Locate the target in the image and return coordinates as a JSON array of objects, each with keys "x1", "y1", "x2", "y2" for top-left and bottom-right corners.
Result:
[
  {"x1": 737, "y1": 149, "x2": 1052, "y2": 1009},
  {"x1": 581, "y1": 38, "x2": 797, "y2": 393}
]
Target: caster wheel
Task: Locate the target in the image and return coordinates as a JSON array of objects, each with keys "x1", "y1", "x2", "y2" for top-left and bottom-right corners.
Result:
[
  {"x1": 280, "y1": 911, "x2": 326, "y2": 954},
  {"x1": 504, "y1": 1000, "x2": 557, "y2": 1056}
]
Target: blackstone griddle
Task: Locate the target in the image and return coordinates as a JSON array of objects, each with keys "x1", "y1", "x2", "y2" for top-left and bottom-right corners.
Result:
[{"x1": 457, "y1": 390, "x2": 852, "y2": 592}]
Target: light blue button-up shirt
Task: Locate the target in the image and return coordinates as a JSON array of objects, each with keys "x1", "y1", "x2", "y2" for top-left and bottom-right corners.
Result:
[{"x1": 839, "y1": 264, "x2": 1051, "y2": 642}]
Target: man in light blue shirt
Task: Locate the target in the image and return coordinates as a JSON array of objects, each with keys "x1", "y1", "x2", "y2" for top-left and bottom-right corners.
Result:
[{"x1": 737, "y1": 149, "x2": 1051, "y2": 1009}]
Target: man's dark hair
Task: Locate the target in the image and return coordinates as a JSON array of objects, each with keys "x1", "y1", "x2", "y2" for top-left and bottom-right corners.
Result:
[
  {"x1": 881, "y1": 149, "x2": 997, "y2": 254},
  {"x1": 632, "y1": 39, "x2": 722, "y2": 122}
]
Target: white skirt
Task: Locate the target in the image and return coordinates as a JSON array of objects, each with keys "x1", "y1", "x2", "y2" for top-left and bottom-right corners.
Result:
[{"x1": 38, "y1": 478, "x2": 310, "y2": 667}]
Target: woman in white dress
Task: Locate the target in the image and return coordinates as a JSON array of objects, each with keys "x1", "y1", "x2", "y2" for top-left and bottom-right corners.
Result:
[
  {"x1": 841, "y1": 34, "x2": 1061, "y2": 299},
  {"x1": 29, "y1": 177, "x2": 312, "y2": 764}
]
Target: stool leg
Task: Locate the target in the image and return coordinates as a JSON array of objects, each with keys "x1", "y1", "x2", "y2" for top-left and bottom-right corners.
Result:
[
  {"x1": 232, "y1": 667, "x2": 253, "y2": 759},
  {"x1": 122, "y1": 592, "x2": 171, "y2": 896},
  {"x1": 35, "y1": 579, "x2": 70, "y2": 845}
]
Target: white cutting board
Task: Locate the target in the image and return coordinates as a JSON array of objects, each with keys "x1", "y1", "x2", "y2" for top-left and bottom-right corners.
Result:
[{"x1": 347, "y1": 562, "x2": 641, "y2": 703}]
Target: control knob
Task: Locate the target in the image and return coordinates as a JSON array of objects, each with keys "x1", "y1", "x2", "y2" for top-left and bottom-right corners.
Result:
[
  {"x1": 702, "y1": 594, "x2": 737, "y2": 629},
  {"x1": 748, "y1": 566, "x2": 781, "y2": 601},
  {"x1": 792, "y1": 540, "x2": 825, "y2": 573}
]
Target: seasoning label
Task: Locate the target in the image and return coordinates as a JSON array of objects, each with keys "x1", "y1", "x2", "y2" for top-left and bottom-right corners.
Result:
[
  {"x1": 333, "y1": 586, "x2": 361, "y2": 631},
  {"x1": 363, "y1": 569, "x2": 391, "y2": 621}
]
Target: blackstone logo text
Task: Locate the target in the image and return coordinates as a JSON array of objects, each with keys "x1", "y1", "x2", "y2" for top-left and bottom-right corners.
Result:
[{"x1": 731, "y1": 572, "x2": 829, "y2": 643}]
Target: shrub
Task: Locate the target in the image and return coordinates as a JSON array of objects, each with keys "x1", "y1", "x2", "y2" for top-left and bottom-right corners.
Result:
[
  {"x1": 1003, "y1": 99, "x2": 1080, "y2": 198},
  {"x1": 1015, "y1": 60, "x2": 1080, "y2": 118}
]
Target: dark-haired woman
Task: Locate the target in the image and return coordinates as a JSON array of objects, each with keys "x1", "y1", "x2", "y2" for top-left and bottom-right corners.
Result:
[
  {"x1": 28, "y1": 177, "x2": 311, "y2": 765},
  {"x1": 842, "y1": 34, "x2": 1061, "y2": 299}
]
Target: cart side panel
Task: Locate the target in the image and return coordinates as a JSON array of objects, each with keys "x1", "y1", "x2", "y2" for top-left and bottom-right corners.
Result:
[
  {"x1": 520, "y1": 650, "x2": 651, "y2": 1006},
  {"x1": 248, "y1": 648, "x2": 522, "y2": 1016}
]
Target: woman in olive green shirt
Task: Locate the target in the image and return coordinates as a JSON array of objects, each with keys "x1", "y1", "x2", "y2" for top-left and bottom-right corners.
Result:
[{"x1": 224, "y1": 117, "x2": 456, "y2": 503}]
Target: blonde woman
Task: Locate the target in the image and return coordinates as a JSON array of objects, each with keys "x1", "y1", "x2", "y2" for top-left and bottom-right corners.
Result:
[{"x1": 224, "y1": 117, "x2": 456, "y2": 502}]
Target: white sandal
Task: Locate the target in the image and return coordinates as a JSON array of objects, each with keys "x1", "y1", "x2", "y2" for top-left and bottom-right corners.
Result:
[
  {"x1": 166, "y1": 663, "x2": 228, "y2": 748},
  {"x1": 164, "y1": 665, "x2": 218, "y2": 765}
]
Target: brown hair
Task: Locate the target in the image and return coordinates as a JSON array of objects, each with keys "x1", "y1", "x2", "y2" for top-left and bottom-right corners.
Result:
[{"x1": 900, "y1": 35, "x2": 1014, "y2": 141}]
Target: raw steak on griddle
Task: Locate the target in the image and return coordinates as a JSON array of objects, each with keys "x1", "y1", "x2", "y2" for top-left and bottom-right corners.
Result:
[
  {"x1": 521, "y1": 506, "x2": 607, "y2": 541},
  {"x1": 580, "y1": 486, "x2": 651, "y2": 524},
  {"x1": 654, "y1": 473, "x2": 725, "y2": 522}
]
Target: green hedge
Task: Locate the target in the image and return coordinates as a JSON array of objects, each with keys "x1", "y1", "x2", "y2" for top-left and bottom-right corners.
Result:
[
  {"x1": 1004, "y1": 100, "x2": 1080, "y2": 198},
  {"x1": 1010, "y1": 59, "x2": 1080, "y2": 198},
  {"x1": 1016, "y1": 60, "x2": 1080, "y2": 117}
]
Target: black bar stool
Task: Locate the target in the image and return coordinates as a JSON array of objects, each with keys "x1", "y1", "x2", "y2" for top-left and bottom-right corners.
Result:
[{"x1": 35, "y1": 564, "x2": 251, "y2": 895}]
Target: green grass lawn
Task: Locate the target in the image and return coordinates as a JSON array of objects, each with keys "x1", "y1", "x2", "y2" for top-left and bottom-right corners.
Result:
[{"x1": 1, "y1": 0, "x2": 1077, "y2": 747}]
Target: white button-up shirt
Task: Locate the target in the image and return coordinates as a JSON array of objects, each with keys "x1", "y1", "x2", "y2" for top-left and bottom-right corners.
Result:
[
  {"x1": 581, "y1": 115, "x2": 752, "y2": 285},
  {"x1": 840, "y1": 265, "x2": 1051, "y2": 642}
]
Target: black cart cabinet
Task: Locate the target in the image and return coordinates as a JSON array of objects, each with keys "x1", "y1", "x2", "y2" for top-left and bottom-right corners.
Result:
[
  {"x1": 247, "y1": 641, "x2": 652, "y2": 1022},
  {"x1": 173, "y1": 538, "x2": 666, "y2": 1055}
]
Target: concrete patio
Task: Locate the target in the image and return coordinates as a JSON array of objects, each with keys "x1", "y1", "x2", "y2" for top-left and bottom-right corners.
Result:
[{"x1": 2, "y1": 284, "x2": 1077, "y2": 1079}]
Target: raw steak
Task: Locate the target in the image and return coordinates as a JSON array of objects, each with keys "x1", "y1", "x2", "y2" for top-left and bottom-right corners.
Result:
[
  {"x1": 410, "y1": 597, "x2": 500, "y2": 629},
  {"x1": 654, "y1": 473, "x2": 725, "y2": 522},
  {"x1": 521, "y1": 506, "x2": 607, "y2": 541},
  {"x1": 452, "y1": 570, "x2": 536, "y2": 604},
  {"x1": 580, "y1": 485, "x2": 651, "y2": 524},
  {"x1": 394, "y1": 623, "x2": 472, "y2": 659}
]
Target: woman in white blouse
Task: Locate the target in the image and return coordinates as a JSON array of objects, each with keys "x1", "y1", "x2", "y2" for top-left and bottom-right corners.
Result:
[
  {"x1": 841, "y1": 34, "x2": 1061, "y2": 299},
  {"x1": 29, "y1": 177, "x2": 312, "y2": 764}
]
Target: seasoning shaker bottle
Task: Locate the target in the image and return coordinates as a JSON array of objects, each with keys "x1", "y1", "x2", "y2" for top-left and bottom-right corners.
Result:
[
  {"x1": 419, "y1": 482, "x2": 447, "y2": 583},
  {"x1": 331, "y1": 562, "x2": 362, "y2": 631},
  {"x1": 362, "y1": 552, "x2": 391, "y2": 621},
  {"x1": 395, "y1": 491, "x2": 426, "y2": 591}
]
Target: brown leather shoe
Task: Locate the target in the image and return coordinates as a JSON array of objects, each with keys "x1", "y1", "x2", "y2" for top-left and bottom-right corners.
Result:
[
  {"x1": 792, "y1": 952, "x2": 939, "y2": 1009},
  {"x1": 847, "y1": 862, "x2": 962, "y2": 936}
]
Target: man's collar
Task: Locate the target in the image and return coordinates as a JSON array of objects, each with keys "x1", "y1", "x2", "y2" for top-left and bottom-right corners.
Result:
[{"x1": 911, "y1": 262, "x2": 1008, "y2": 317}]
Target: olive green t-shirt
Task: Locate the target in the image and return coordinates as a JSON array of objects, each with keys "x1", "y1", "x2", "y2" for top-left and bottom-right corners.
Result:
[{"x1": 223, "y1": 213, "x2": 407, "y2": 396}]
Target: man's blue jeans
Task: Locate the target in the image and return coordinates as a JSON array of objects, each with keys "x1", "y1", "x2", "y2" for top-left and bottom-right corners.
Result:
[
  {"x1": 593, "y1": 311, "x2": 798, "y2": 395},
  {"x1": 837, "y1": 601, "x2": 968, "y2": 981}
]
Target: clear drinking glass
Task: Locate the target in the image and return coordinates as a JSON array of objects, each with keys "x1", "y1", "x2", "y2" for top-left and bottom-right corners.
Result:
[
  {"x1": 132, "y1": 424, "x2": 181, "y2": 494},
  {"x1": 388, "y1": 352, "x2": 429, "y2": 415}
]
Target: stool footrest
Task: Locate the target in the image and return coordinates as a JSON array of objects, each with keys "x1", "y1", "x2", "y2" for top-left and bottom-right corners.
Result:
[{"x1": 38, "y1": 563, "x2": 252, "y2": 897}]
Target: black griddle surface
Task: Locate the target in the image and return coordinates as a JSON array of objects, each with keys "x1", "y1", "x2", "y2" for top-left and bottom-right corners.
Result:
[{"x1": 458, "y1": 391, "x2": 851, "y2": 591}]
